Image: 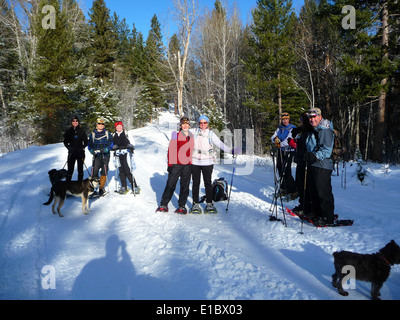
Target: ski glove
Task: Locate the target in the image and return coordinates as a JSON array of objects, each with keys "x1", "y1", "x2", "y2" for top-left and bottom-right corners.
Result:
[
  {"x1": 288, "y1": 138, "x2": 297, "y2": 149},
  {"x1": 274, "y1": 137, "x2": 281, "y2": 148},
  {"x1": 304, "y1": 151, "x2": 317, "y2": 164}
]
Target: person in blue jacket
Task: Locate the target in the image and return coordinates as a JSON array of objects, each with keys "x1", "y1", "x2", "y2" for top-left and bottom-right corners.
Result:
[
  {"x1": 271, "y1": 112, "x2": 297, "y2": 198},
  {"x1": 88, "y1": 118, "x2": 114, "y2": 196},
  {"x1": 304, "y1": 107, "x2": 335, "y2": 226}
]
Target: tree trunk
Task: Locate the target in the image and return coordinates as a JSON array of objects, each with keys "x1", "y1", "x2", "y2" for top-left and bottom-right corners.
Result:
[{"x1": 371, "y1": 1, "x2": 388, "y2": 162}]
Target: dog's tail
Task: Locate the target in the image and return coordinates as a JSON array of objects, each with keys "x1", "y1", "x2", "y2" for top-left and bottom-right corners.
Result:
[{"x1": 43, "y1": 188, "x2": 54, "y2": 205}]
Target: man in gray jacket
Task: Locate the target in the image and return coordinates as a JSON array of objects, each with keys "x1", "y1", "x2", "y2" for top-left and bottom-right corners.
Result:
[{"x1": 304, "y1": 107, "x2": 335, "y2": 226}]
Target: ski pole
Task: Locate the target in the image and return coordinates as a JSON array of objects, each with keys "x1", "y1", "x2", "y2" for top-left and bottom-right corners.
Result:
[
  {"x1": 113, "y1": 151, "x2": 119, "y2": 192},
  {"x1": 225, "y1": 153, "x2": 237, "y2": 212},
  {"x1": 300, "y1": 163, "x2": 308, "y2": 235}
]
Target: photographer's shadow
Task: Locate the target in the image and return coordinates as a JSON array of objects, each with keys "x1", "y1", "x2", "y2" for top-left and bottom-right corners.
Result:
[{"x1": 71, "y1": 234, "x2": 137, "y2": 300}]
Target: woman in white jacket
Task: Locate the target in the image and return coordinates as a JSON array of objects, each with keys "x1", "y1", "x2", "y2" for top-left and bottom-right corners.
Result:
[{"x1": 190, "y1": 115, "x2": 233, "y2": 213}]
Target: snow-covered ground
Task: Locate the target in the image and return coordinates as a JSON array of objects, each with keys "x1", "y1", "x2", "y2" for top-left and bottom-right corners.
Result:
[{"x1": 0, "y1": 111, "x2": 399, "y2": 300}]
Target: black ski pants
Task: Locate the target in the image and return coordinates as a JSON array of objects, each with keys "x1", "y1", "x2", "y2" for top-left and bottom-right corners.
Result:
[
  {"x1": 118, "y1": 154, "x2": 133, "y2": 189},
  {"x1": 92, "y1": 153, "x2": 110, "y2": 177},
  {"x1": 160, "y1": 164, "x2": 192, "y2": 208},
  {"x1": 277, "y1": 150, "x2": 296, "y2": 194},
  {"x1": 191, "y1": 164, "x2": 213, "y2": 203},
  {"x1": 308, "y1": 166, "x2": 335, "y2": 223},
  {"x1": 67, "y1": 152, "x2": 85, "y2": 181}
]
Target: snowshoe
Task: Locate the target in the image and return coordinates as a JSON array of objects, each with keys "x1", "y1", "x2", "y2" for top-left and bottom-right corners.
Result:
[
  {"x1": 174, "y1": 207, "x2": 187, "y2": 215},
  {"x1": 205, "y1": 203, "x2": 217, "y2": 214},
  {"x1": 131, "y1": 186, "x2": 140, "y2": 195},
  {"x1": 90, "y1": 189, "x2": 107, "y2": 199},
  {"x1": 189, "y1": 203, "x2": 202, "y2": 214},
  {"x1": 118, "y1": 187, "x2": 129, "y2": 195},
  {"x1": 286, "y1": 207, "x2": 353, "y2": 228},
  {"x1": 156, "y1": 205, "x2": 168, "y2": 213}
]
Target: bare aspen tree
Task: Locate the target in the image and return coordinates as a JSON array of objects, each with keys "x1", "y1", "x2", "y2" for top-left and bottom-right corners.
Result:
[
  {"x1": 197, "y1": 0, "x2": 241, "y2": 116},
  {"x1": 168, "y1": 0, "x2": 198, "y2": 116}
]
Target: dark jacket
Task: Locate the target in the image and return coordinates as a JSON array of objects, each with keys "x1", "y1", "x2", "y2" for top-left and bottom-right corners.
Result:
[
  {"x1": 64, "y1": 126, "x2": 87, "y2": 155},
  {"x1": 88, "y1": 129, "x2": 113, "y2": 154},
  {"x1": 305, "y1": 118, "x2": 335, "y2": 170},
  {"x1": 113, "y1": 130, "x2": 133, "y2": 151}
]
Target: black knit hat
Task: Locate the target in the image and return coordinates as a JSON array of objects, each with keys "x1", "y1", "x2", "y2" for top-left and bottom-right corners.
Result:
[{"x1": 71, "y1": 115, "x2": 80, "y2": 122}]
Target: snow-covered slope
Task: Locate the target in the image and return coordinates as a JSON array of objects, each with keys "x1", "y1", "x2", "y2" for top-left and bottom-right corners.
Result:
[{"x1": 0, "y1": 111, "x2": 399, "y2": 300}]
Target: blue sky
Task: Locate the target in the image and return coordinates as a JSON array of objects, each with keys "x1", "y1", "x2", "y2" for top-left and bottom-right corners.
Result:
[{"x1": 82, "y1": 0, "x2": 305, "y2": 38}]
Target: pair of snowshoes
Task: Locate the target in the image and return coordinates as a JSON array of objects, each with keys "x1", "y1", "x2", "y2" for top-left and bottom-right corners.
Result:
[
  {"x1": 155, "y1": 206, "x2": 187, "y2": 215},
  {"x1": 189, "y1": 203, "x2": 217, "y2": 214},
  {"x1": 115, "y1": 186, "x2": 141, "y2": 195}
]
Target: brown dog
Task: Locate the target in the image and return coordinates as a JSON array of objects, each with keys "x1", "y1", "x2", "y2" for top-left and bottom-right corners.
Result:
[
  {"x1": 43, "y1": 177, "x2": 100, "y2": 217},
  {"x1": 332, "y1": 240, "x2": 400, "y2": 300}
]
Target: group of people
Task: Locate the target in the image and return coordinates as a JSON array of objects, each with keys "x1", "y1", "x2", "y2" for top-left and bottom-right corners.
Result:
[
  {"x1": 63, "y1": 109, "x2": 336, "y2": 224},
  {"x1": 271, "y1": 107, "x2": 337, "y2": 227},
  {"x1": 156, "y1": 115, "x2": 236, "y2": 215},
  {"x1": 63, "y1": 116, "x2": 136, "y2": 196},
  {"x1": 63, "y1": 114, "x2": 236, "y2": 214}
]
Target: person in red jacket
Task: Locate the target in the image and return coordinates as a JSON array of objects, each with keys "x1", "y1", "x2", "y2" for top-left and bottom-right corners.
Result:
[{"x1": 156, "y1": 116, "x2": 194, "y2": 214}]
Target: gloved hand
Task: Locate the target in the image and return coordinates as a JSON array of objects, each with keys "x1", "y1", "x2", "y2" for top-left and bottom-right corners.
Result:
[
  {"x1": 232, "y1": 146, "x2": 241, "y2": 155},
  {"x1": 171, "y1": 131, "x2": 178, "y2": 140},
  {"x1": 304, "y1": 151, "x2": 317, "y2": 163},
  {"x1": 103, "y1": 147, "x2": 109, "y2": 154},
  {"x1": 288, "y1": 138, "x2": 297, "y2": 149},
  {"x1": 167, "y1": 166, "x2": 173, "y2": 174},
  {"x1": 274, "y1": 137, "x2": 281, "y2": 148}
]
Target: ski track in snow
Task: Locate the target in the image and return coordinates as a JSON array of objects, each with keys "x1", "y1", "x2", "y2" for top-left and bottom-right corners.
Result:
[{"x1": 0, "y1": 111, "x2": 400, "y2": 300}]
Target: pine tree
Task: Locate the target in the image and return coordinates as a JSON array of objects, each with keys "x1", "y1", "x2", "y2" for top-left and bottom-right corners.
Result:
[
  {"x1": 245, "y1": 0, "x2": 307, "y2": 151},
  {"x1": 88, "y1": 0, "x2": 117, "y2": 83},
  {"x1": 30, "y1": 0, "x2": 76, "y2": 143},
  {"x1": 144, "y1": 15, "x2": 165, "y2": 113},
  {"x1": 127, "y1": 25, "x2": 147, "y2": 83}
]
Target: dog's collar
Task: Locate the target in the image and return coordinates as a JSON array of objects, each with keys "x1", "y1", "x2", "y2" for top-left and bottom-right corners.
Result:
[{"x1": 380, "y1": 254, "x2": 391, "y2": 266}]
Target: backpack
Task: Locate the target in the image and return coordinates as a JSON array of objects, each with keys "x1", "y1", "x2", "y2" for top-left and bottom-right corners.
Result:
[
  {"x1": 200, "y1": 177, "x2": 228, "y2": 203},
  {"x1": 332, "y1": 129, "x2": 345, "y2": 162}
]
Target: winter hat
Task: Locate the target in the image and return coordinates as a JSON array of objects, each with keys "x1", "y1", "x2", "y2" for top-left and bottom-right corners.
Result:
[
  {"x1": 198, "y1": 115, "x2": 209, "y2": 123},
  {"x1": 180, "y1": 116, "x2": 190, "y2": 125},
  {"x1": 307, "y1": 107, "x2": 322, "y2": 117},
  {"x1": 281, "y1": 112, "x2": 290, "y2": 120},
  {"x1": 115, "y1": 121, "x2": 123, "y2": 128}
]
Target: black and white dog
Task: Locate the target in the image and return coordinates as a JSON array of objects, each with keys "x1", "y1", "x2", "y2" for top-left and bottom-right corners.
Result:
[{"x1": 43, "y1": 177, "x2": 100, "y2": 217}]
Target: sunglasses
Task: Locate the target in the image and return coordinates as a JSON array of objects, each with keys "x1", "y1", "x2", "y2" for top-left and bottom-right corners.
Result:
[
  {"x1": 97, "y1": 122, "x2": 105, "y2": 125},
  {"x1": 199, "y1": 121, "x2": 208, "y2": 125},
  {"x1": 181, "y1": 120, "x2": 190, "y2": 125}
]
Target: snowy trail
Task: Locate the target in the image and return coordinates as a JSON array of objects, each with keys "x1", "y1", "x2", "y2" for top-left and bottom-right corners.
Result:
[{"x1": 0, "y1": 111, "x2": 400, "y2": 300}]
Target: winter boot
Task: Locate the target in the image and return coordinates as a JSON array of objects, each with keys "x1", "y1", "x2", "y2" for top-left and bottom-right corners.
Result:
[
  {"x1": 156, "y1": 205, "x2": 168, "y2": 213},
  {"x1": 190, "y1": 203, "x2": 202, "y2": 214},
  {"x1": 119, "y1": 187, "x2": 129, "y2": 195},
  {"x1": 205, "y1": 202, "x2": 217, "y2": 214},
  {"x1": 174, "y1": 206, "x2": 187, "y2": 215}
]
